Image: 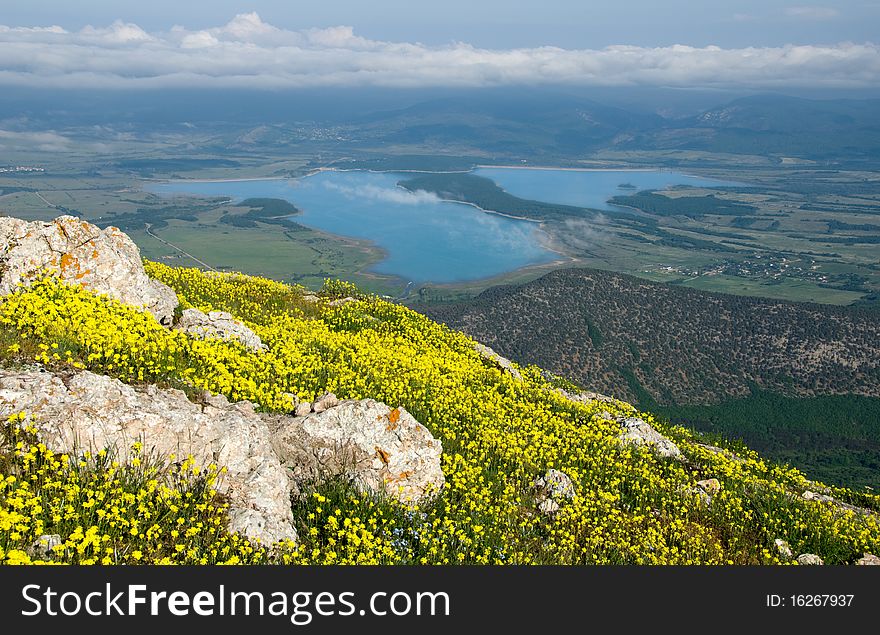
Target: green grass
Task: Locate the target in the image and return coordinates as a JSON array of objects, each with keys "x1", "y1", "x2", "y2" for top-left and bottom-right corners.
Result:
[{"x1": 130, "y1": 219, "x2": 400, "y2": 294}]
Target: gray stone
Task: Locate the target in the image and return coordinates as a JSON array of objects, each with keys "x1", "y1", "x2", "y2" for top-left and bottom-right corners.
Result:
[
  {"x1": 0, "y1": 216, "x2": 178, "y2": 325},
  {"x1": 533, "y1": 469, "x2": 575, "y2": 501},
  {"x1": 0, "y1": 368, "x2": 296, "y2": 545},
  {"x1": 617, "y1": 416, "x2": 682, "y2": 459},
  {"x1": 269, "y1": 399, "x2": 444, "y2": 503},
  {"x1": 175, "y1": 307, "x2": 267, "y2": 352},
  {"x1": 796, "y1": 553, "x2": 824, "y2": 566}
]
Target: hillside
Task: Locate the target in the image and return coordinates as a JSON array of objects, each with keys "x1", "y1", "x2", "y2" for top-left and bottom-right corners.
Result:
[
  {"x1": 418, "y1": 268, "x2": 880, "y2": 404},
  {"x1": 1, "y1": 216, "x2": 879, "y2": 565},
  {"x1": 416, "y1": 268, "x2": 880, "y2": 488}
]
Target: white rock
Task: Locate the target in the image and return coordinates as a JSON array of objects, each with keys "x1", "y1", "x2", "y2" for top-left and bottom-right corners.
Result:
[
  {"x1": 0, "y1": 368, "x2": 296, "y2": 545},
  {"x1": 175, "y1": 308, "x2": 267, "y2": 352},
  {"x1": 269, "y1": 399, "x2": 444, "y2": 503},
  {"x1": 774, "y1": 539, "x2": 793, "y2": 559},
  {"x1": 617, "y1": 416, "x2": 682, "y2": 459},
  {"x1": 533, "y1": 469, "x2": 575, "y2": 501},
  {"x1": 0, "y1": 215, "x2": 178, "y2": 324},
  {"x1": 796, "y1": 553, "x2": 824, "y2": 566}
]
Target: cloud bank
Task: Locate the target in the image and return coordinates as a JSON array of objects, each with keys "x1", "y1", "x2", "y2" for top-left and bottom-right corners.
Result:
[{"x1": 0, "y1": 12, "x2": 877, "y2": 90}]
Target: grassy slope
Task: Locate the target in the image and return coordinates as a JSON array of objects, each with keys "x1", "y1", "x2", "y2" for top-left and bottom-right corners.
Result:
[{"x1": 1, "y1": 263, "x2": 879, "y2": 565}]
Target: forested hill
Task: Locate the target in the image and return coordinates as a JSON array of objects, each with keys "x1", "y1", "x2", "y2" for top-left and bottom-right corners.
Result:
[{"x1": 416, "y1": 268, "x2": 880, "y2": 406}]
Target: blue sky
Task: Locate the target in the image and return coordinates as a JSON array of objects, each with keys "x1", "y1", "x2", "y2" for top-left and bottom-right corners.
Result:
[{"x1": 2, "y1": 1, "x2": 877, "y2": 48}]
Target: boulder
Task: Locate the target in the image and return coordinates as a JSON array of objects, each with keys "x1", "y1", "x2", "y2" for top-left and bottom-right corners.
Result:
[
  {"x1": 617, "y1": 416, "x2": 682, "y2": 459},
  {"x1": 0, "y1": 216, "x2": 178, "y2": 325},
  {"x1": 175, "y1": 308, "x2": 267, "y2": 352},
  {"x1": 269, "y1": 399, "x2": 444, "y2": 503},
  {"x1": 796, "y1": 553, "x2": 824, "y2": 566},
  {"x1": 0, "y1": 368, "x2": 296, "y2": 545},
  {"x1": 474, "y1": 342, "x2": 523, "y2": 381}
]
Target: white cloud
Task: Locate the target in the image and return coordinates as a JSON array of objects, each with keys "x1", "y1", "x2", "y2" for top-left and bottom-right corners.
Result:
[
  {"x1": 0, "y1": 13, "x2": 875, "y2": 90},
  {"x1": 784, "y1": 6, "x2": 839, "y2": 20},
  {"x1": 323, "y1": 181, "x2": 442, "y2": 205}
]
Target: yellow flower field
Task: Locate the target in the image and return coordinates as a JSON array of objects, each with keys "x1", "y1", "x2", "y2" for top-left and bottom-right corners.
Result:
[{"x1": 1, "y1": 262, "x2": 878, "y2": 564}]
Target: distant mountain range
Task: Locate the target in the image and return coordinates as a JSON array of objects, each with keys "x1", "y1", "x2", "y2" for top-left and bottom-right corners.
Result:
[{"x1": 2, "y1": 88, "x2": 878, "y2": 165}]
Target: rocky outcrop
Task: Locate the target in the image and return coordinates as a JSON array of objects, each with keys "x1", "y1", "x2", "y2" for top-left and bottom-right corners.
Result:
[
  {"x1": 269, "y1": 399, "x2": 444, "y2": 503},
  {"x1": 532, "y1": 469, "x2": 575, "y2": 515},
  {"x1": 474, "y1": 343, "x2": 523, "y2": 381},
  {"x1": 615, "y1": 415, "x2": 682, "y2": 459},
  {"x1": 175, "y1": 308, "x2": 267, "y2": 352},
  {"x1": 0, "y1": 368, "x2": 296, "y2": 545},
  {"x1": 0, "y1": 216, "x2": 178, "y2": 324},
  {"x1": 557, "y1": 387, "x2": 616, "y2": 404}
]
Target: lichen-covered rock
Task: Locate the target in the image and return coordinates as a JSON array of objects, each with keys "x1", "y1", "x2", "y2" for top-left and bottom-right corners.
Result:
[
  {"x1": 474, "y1": 342, "x2": 523, "y2": 381},
  {"x1": 0, "y1": 368, "x2": 296, "y2": 545},
  {"x1": 617, "y1": 415, "x2": 682, "y2": 459},
  {"x1": 175, "y1": 307, "x2": 267, "y2": 352},
  {"x1": 0, "y1": 215, "x2": 178, "y2": 324},
  {"x1": 269, "y1": 399, "x2": 444, "y2": 503}
]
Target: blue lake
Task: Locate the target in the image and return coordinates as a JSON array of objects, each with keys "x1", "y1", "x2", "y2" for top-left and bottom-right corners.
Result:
[
  {"x1": 474, "y1": 167, "x2": 738, "y2": 210},
  {"x1": 147, "y1": 168, "x2": 736, "y2": 283}
]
